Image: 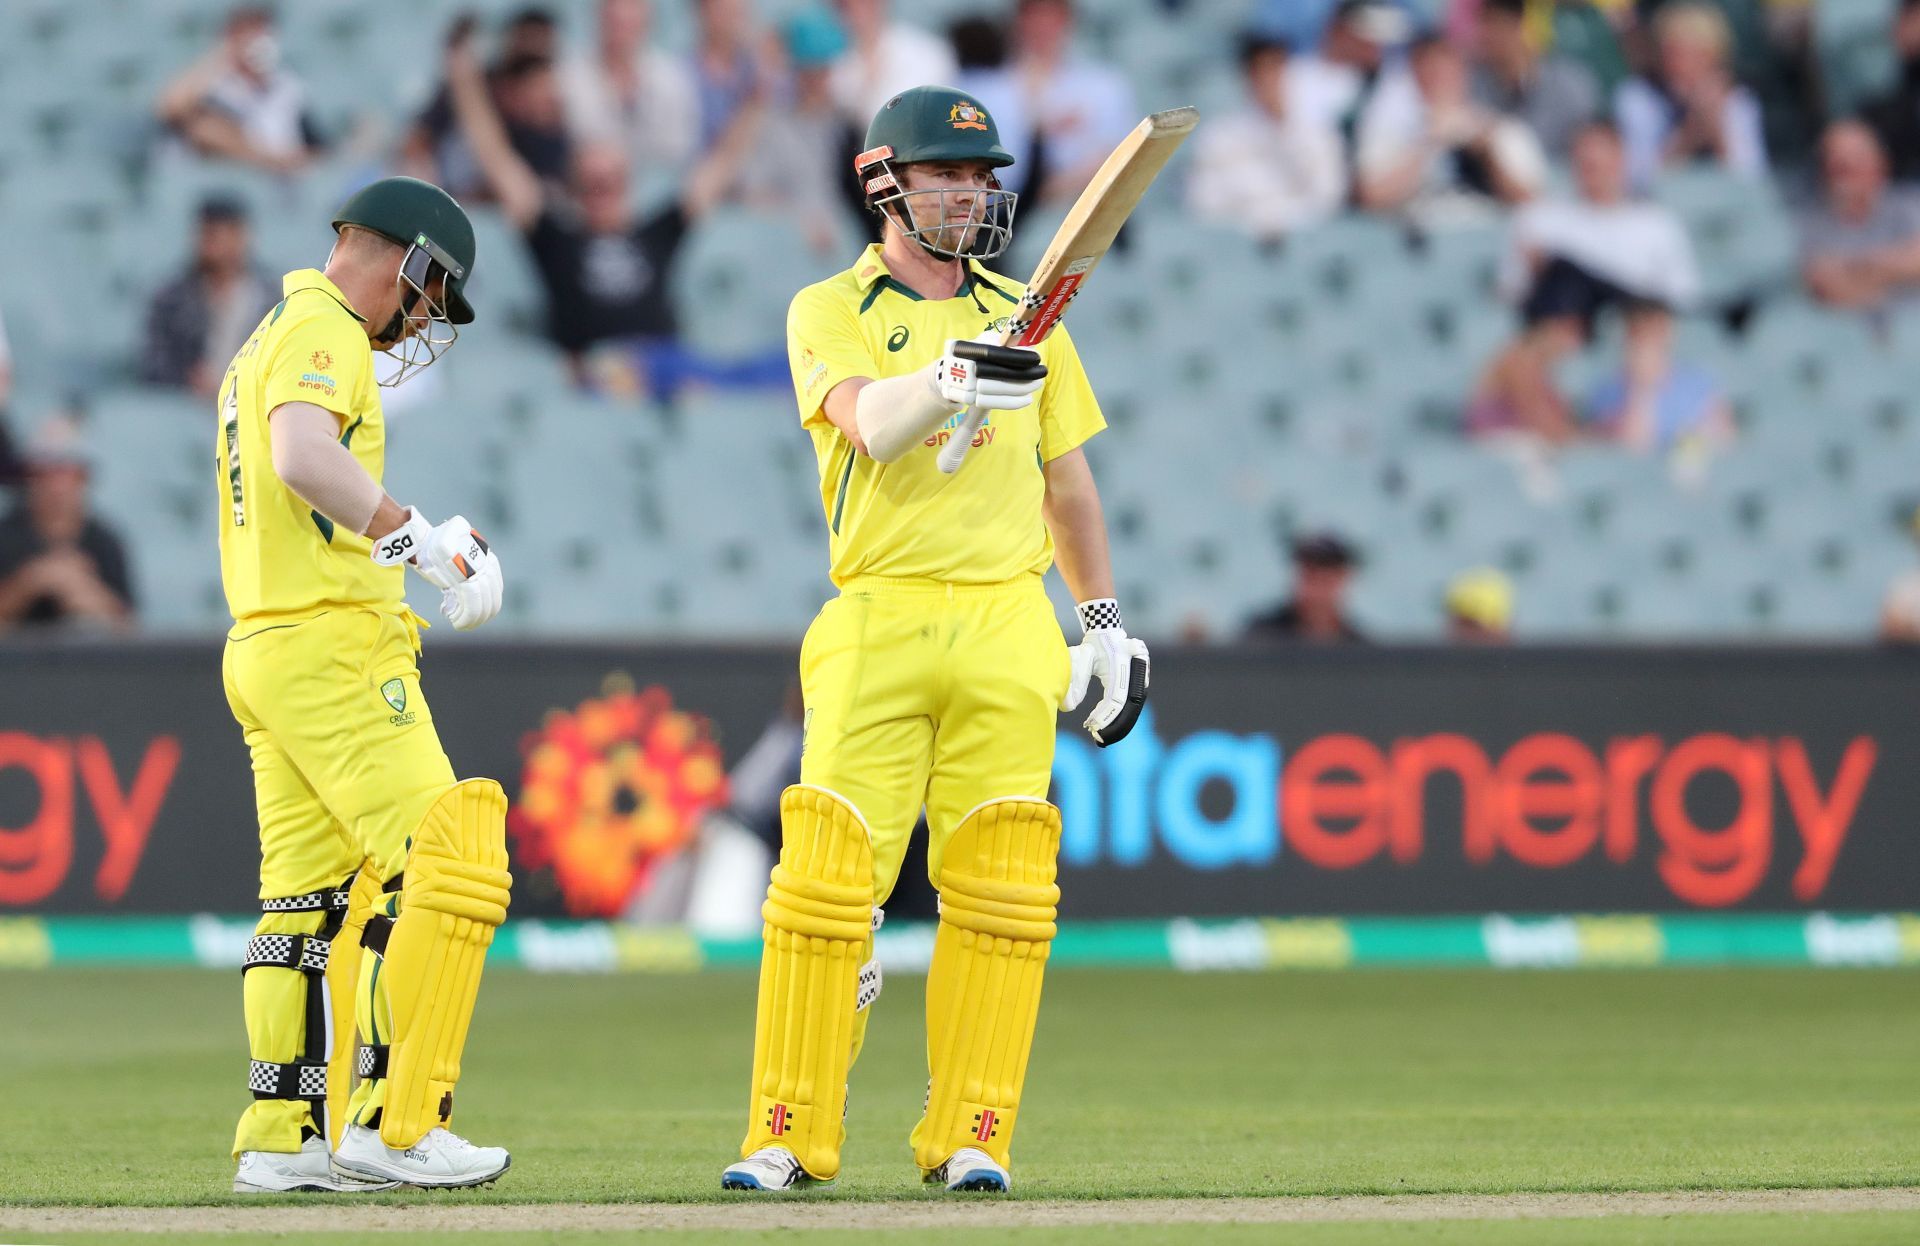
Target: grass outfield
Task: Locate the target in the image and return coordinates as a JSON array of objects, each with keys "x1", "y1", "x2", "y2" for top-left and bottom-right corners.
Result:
[
  {"x1": 13, "y1": 1218, "x2": 1920, "y2": 1245},
  {"x1": 2, "y1": 966, "x2": 1915, "y2": 1240}
]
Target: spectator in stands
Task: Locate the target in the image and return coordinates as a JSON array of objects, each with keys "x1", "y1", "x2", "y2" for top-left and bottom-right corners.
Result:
[
  {"x1": 1187, "y1": 34, "x2": 1347, "y2": 242},
  {"x1": 0, "y1": 419, "x2": 134, "y2": 633},
  {"x1": 1244, "y1": 531, "x2": 1367, "y2": 644},
  {"x1": 1468, "y1": 0, "x2": 1601, "y2": 161},
  {"x1": 154, "y1": 5, "x2": 320, "y2": 175},
  {"x1": 1004, "y1": 0, "x2": 1138, "y2": 208},
  {"x1": 1445, "y1": 566, "x2": 1513, "y2": 642},
  {"x1": 1258, "y1": 0, "x2": 1420, "y2": 54},
  {"x1": 1469, "y1": 120, "x2": 1697, "y2": 449},
  {"x1": 1449, "y1": 1, "x2": 1634, "y2": 97},
  {"x1": 397, "y1": 7, "x2": 560, "y2": 197},
  {"x1": 139, "y1": 196, "x2": 274, "y2": 397},
  {"x1": 741, "y1": 10, "x2": 862, "y2": 255},
  {"x1": 1289, "y1": 0, "x2": 1413, "y2": 140},
  {"x1": 488, "y1": 48, "x2": 573, "y2": 187},
  {"x1": 1614, "y1": 2, "x2": 1767, "y2": 190},
  {"x1": 1357, "y1": 34, "x2": 1546, "y2": 227},
  {"x1": 1879, "y1": 508, "x2": 1920, "y2": 644},
  {"x1": 830, "y1": 0, "x2": 958, "y2": 124},
  {"x1": 693, "y1": 0, "x2": 767, "y2": 150},
  {"x1": 557, "y1": 0, "x2": 698, "y2": 175},
  {"x1": 1862, "y1": 0, "x2": 1920, "y2": 184},
  {"x1": 1799, "y1": 121, "x2": 1920, "y2": 320},
  {"x1": 447, "y1": 24, "x2": 780, "y2": 398},
  {"x1": 948, "y1": 16, "x2": 1037, "y2": 199}
]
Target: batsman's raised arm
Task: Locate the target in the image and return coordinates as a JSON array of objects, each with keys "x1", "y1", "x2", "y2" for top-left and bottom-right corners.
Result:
[{"x1": 814, "y1": 339, "x2": 1048, "y2": 463}]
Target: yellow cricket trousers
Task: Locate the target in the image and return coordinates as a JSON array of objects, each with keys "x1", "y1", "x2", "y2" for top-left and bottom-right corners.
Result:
[
  {"x1": 797, "y1": 573, "x2": 1071, "y2": 905},
  {"x1": 222, "y1": 607, "x2": 454, "y2": 1155}
]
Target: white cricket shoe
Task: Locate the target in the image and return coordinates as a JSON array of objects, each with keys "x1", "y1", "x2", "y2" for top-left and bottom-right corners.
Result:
[
  {"x1": 929, "y1": 1146, "x2": 1010, "y2": 1192},
  {"x1": 234, "y1": 1135, "x2": 400, "y2": 1193},
  {"x1": 332, "y1": 1122, "x2": 511, "y2": 1189},
  {"x1": 721, "y1": 1145, "x2": 828, "y2": 1191}
]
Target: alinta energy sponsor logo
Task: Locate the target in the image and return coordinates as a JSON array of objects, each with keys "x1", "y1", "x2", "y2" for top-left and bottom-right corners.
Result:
[
  {"x1": 1052, "y1": 709, "x2": 1879, "y2": 908},
  {"x1": 508, "y1": 676, "x2": 729, "y2": 916},
  {"x1": 0, "y1": 732, "x2": 182, "y2": 907},
  {"x1": 927, "y1": 408, "x2": 994, "y2": 450}
]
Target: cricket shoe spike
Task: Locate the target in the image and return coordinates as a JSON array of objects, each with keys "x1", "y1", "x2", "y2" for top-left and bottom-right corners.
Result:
[
  {"x1": 929, "y1": 1146, "x2": 1011, "y2": 1192},
  {"x1": 722, "y1": 1145, "x2": 829, "y2": 1191},
  {"x1": 332, "y1": 1122, "x2": 510, "y2": 1189},
  {"x1": 234, "y1": 1135, "x2": 400, "y2": 1193}
]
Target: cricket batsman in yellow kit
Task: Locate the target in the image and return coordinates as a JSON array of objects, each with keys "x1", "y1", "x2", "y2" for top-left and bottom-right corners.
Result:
[
  {"x1": 723, "y1": 86, "x2": 1149, "y2": 1194},
  {"x1": 219, "y1": 177, "x2": 514, "y2": 1193}
]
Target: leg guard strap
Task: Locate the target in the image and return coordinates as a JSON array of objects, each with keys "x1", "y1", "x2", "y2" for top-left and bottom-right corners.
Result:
[
  {"x1": 261, "y1": 887, "x2": 353, "y2": 915},
  {"x1": 361, "y1": 913, "x2": 394, "y2": 957},
  {"x1": 241, "y1": 877, "x2": 355, "y2": 1139},
  {"x1": 241, "y1": 933, "x2": 332, "y2": 976},
  {"x1": 249, "y1": 1058, "x2": 328, "y2": 1102},
  {"x1": 357, "y1": 1043, "x2": 390, "y2": 1080}
]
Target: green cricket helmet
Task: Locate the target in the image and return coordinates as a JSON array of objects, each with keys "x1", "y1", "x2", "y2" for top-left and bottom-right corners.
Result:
[
  {"x1": 331, "y1": 176, "x2": 475, "y2": 385},
  {"x1": 855, "y1": 85, "x2": 1018, "y2": 260}
]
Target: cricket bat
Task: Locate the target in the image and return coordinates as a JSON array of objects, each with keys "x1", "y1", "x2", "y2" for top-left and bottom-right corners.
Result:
[{"x1": 937, "y1": 105, "x2": 1199, "y2": 475}]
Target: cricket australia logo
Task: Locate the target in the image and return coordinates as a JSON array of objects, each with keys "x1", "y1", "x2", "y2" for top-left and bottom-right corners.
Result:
[
  {"x1": 381, "y1": 678, "x2": 416, "y2": 726},
  {"x1": 948, "y1": 100, "x2": 988, "y2": 130}
]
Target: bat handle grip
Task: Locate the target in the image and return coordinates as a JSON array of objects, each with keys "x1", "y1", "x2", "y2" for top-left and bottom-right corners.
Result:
[{"x1": 937, "y1": 407, "x2": 987, "y2": 474}]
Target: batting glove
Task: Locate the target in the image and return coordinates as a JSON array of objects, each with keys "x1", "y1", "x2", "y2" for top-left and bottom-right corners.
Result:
[
  {"x1": 930, "y1": 338, "x2": 1047, "y2": 412},
  {"x1": 370, "y1": 506, "x2": 504, "y2": 631},
  {"x1": 1062, "y1": 598, "x2": 1150, "y2": 746}
]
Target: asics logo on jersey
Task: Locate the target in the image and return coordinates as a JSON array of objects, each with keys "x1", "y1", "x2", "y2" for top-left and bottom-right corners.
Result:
[{"x1": 887, "y1": 326, "x2": 910, "y2": 352}]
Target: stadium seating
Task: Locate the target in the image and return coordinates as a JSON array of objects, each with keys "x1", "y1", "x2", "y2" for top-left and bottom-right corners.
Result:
[{"x1": 3, "y1": 0, "x2": 1911, "y2": 646}]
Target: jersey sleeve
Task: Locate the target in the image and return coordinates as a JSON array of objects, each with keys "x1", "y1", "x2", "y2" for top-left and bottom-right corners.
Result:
[
  {"x1": 1036, "y1": 324, "x2": 1105, "y2": 462},
  {"x1": 787, "y1": 283, "x2": 873, "y2": 431},
  {"x1": 262, "y1": 297, "x2": 369, "y2": 427}
]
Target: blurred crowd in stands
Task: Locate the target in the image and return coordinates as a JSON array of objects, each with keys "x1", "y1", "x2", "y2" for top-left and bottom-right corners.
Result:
[{"x1": 7, "y1": 0, "x2": 1920, "y2": 642}]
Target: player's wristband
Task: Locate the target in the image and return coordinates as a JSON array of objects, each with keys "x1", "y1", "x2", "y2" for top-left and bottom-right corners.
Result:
[
  {"x1": 1076, "y1": 598, "x2": 1123, "y2": 636},
  {"x1": 370, "y1": 506, "x2": 433, "y2": 567}
]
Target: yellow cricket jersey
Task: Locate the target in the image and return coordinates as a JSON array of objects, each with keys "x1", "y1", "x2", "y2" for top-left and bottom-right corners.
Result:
[
  {"x1": 216, "y1": 269, "x2": 401, "y2": 635},
  {"x1": 788, "y1": 244, "x2": 1105, "y2": 587}
]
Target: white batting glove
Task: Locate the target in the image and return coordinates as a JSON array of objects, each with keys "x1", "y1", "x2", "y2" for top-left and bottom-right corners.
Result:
[
  {"x1": 929, "y1": 338, "x2": 1047, "y2": 412},
  {"x1": 1061, "y1": 598, "x2": 1150, "y2": 747},
  {"x1": 370, "y1": 506, "x2": 505, "y2": 631}
]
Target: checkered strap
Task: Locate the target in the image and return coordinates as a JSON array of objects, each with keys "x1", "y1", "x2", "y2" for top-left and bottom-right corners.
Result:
[
  {"x1": 356, "y1": 1043, "x2": 389, "y2": 1080},
  {"x1": 241, "y1": 933, "x2": 331, "y2": 976},
  {"x1": 855, "y1": 907, "x2": 884, "y2": 1009},
  {"x1": 260, "y1": 887, "x2": 352, "y2": 914},
  {"x1": 248, "y1": 1058, "x2": 328, "y2": 1101},
  {"x1": 1076, "y1": 598, "x2": 1123, "y2": 636},
  {"x1": 856, "y1": 957, "x2": 882, "y2": 1012}
]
